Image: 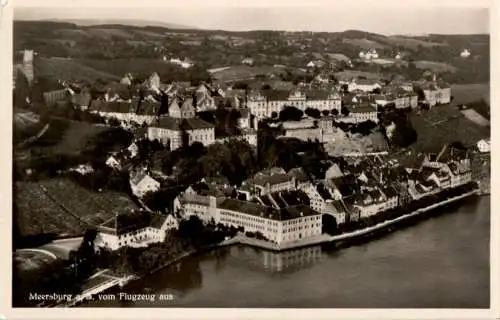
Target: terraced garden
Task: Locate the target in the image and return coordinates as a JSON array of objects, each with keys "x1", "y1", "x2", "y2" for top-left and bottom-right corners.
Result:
[{"x1": 14, "y1": 178, "x2": 139, "y2": 237}]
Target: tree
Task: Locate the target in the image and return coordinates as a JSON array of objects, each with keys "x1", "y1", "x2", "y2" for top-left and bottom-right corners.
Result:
[
  {"x1": 261, "y1": 84, "x2": 272, "y2": 90},
  {"x1": 331, "y1": 109, "x2": 339, "y2": 116},
  {"x1": 322, "y1": 110, "x2": 330, "y2": 116},
  {"x1": 305, "y1": 107, "x2": 321, "y2": 119},
  {"x1": 372, "y1": 87, "x2": 382, "y2": 94},
  {"x1": 341, "y1": 106, "x2": 350, "y2": 116},
  {"x1": 279, "y1": 106, "x2": 303, "y2": 121},
  {"x1": 271, "y1": 111, "x2": 278, "y2": 119}
]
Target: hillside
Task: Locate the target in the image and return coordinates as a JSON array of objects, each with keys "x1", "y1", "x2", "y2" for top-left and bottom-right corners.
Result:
[
  {"x1": 14, "y1": 21, "x2": 490, "y2": 84},
  {"x1": 35, "y1": 57, "x2": 120, "y2": 82}
]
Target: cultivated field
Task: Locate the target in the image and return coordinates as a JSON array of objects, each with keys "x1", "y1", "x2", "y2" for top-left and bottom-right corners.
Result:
[
  {"x1": 76, "y1": 58, "x2": 183, "y2": 77},
  {"x1": 414, "y1": 60, "x2": 457, "y2": 73},
  {"x1": 334, "y1": 70, "x2": 385, "y2": 81},
  {"x1": 378, "y1": 36, "x2": 446, "y2": 49},
  {"x1": 28, "y1": 118, "x2": 109, "y2": 156},
  {"x1": 14, "y1": 178, "x2": 139, "y2": 237},
  {"x1": 409, "y1": 104, "x2": 489, "y2": 152},
  {"x1": 450, "y1": 83, "x2": 490, "y2": 105},
  {"x1": 210, "y1": 65, "x2": 287, "y2": 82},
  {"x1": 343, "y1": 38, "x2": 387, "y2": 49},
  {"x1": 35, "y1": 57, "x2": 120, "y2": 82}
]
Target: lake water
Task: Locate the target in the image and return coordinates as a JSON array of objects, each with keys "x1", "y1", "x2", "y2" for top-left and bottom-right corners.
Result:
[{"x1": 84, "y1": 196, "x2": 490, "y2": 308}]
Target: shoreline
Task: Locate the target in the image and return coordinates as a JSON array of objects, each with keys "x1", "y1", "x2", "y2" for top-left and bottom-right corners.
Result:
[
  {"x1": 227, "y1": 189, "x2": 480, "y2": 252},
  {"x1": 71, "y1": 188, "x2": 480, "y2": 307}
]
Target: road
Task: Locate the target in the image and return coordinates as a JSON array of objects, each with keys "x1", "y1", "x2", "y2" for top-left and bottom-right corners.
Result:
[{"x1": 38, "y1": 237, "x2": 84, "y2": 260}]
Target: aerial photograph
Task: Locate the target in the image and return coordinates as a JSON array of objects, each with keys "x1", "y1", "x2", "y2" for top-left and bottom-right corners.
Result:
[{"x1": 11, "y1": 4, "x2": 491, "y2": 310}]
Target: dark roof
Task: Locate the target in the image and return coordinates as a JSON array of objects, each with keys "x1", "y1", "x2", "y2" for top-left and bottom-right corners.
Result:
[
  {"x1": 263, "y1": 89, "x2": 291, "y2": 101},
  {"x1": 218, "y1": 199, "x2": 320, "y2": 221},
  {"x1": 71, "y1": 93, "x2": 92, "y2": 106},
  {"x1": 136, "y1": 100, "x2": 161, "y2": 116},
  {"x1": 305, "y1": 90, "x2": 329, "y2": 100},
  {"x1": 349, "y1": 103, "x2": 376, "y2": 113},
  {"x1": 99, "y1": 211, "x2": 152, "y2": 236},
  {"x1": 287, "y1": 167, "x2": 309, "y2": 182},
  {"x1": 354, "y1": 79, "x2": 381, "y2": 86},
  {"x1": 279, "y1": 190, "x2": 310, "y2": 206},
  {"x1": 253, "y1": 173, "x2": 293, "y2": 187},
  {"x1": 316, "y1": 183, "x2": 333, "y2": 200},
  {"x1": 331, "y1": 200, "x2": 345, "y2": 213},
  {"x1": 154, "y1": 117, "x2": 214, "y2": 131},
  {"x1": 89, "y1": 99, "x2": 137, "y2": 114}
]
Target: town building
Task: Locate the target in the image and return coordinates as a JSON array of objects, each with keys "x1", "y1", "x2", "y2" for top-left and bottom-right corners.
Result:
[
  {"x1": 130, "y1": 171, "x2": 161, "y2": 198},
  {"x1": 247, "y1": 89, "x2": 341, "y2": 119},
  {"x1": 359, "y1": 49, "x2": 379, "y2": 60},
  {"x1": 95, "y1": 212, "x2": 178, "y2": 251},
  {"x1": 43, "y1": 89, "x2": 68, "y2": 106},
  {"x1": 460, "y1": 49, "x2": 471, "y2": 58},
  {"x1": 337, "y1": 103, "x2": 378, "y2": 123},
  {"x1": 303, "y1": 183, "x2": 347, "y2": 225},
  {"x1": 242, "y1": 57, "x2": 255, "y2": 66},
  {"x1": 169, "y1": 57, "x2": 193, "y2": 68},
  {"x1": 419, "y1": 80, "x2": 452, "y2": 107},
  {"x1": 242, "y1": 173, "x2": 296, "y2": 197},
  {"x1": 347, "y1": 79, "x2": 382, "y2": 92},
  {"x1": 477, "y1": 139, "x2": 491, "y2": 153},
  {"x1": 147, "y1": 117, "x2": 215, "y2": 150},
  {"x1": 217, "y1": 199, "x2": 323, "y2": 245},
  {"x1": 352, "y1": 187, "x2": 399, "y2": 218}
]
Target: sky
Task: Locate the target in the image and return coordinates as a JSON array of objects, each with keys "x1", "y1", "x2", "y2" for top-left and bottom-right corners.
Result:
[{"x1": 14, "y1": 5, "x2": 490, "y2": 35}]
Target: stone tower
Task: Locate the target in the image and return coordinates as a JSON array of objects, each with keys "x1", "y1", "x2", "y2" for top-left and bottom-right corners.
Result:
[{"x1": 22, "y1": 50, "x2": 34, "y2": 84}]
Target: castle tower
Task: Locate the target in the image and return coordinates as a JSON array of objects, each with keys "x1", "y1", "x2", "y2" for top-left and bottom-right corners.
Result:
[{"x1": 22, "y1": 50, "x2": 34, "y2": 84}]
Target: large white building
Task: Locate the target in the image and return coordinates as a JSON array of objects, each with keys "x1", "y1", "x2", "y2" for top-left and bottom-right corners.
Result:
[
  {"x1": 95, "y1": 213, "x2": 179, "y2": 251},
  {"x1": 147, "y1": 96, "x2": 215, "y2": 150},
  {"x1": 180, "y1": 196, "x2": 323, "y2": 245},
  {"x1": 337, "y1": 103, "x2": 379, "y2": 123},
  {"x1": 247, "y1": 89, "x2": 342, "y2": 119}
]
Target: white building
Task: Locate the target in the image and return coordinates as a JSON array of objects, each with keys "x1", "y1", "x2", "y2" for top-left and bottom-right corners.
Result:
[
  {"x1": 177, "y1": 195, "x2": 323, "y2": 245},
  {"x1": 352, "y1": 188, "x2": 398, "y2": 218},
  {"x1": 477, "y1": 139, "x2": 490, "y2": 153},
  {"x1": 130, "y1": 171, "x2": 161, "y2": 198},
  {"x1": 303, "y1": 184, "x2": 347, "y2": 225},
  {"x1": 460, "y1": 49, "x2": 471, "y2": 58},
  {"x1": 95, "y1": 213, "x2": 178, "y2": 251},
  {"x1": 247, "y1": 89, "x2": 342, "y2": 120},
  {"x1": 105, "y1": 155, "x2": 122, "y2": 170},
  {"x1": 359, "y1": 49, "x2": 379, "y2": 60},
  {"x1": 170, "y1": 57, "x2": 193, "y2": 68},
  {"x1": 347, "y1": 79, "x2": 382, "y2": 92},
  {"x1": 337, "y1": 103, "x2": 378, "y2": 123},
  {"x1": 217, "y1": 199, "x2": 323, "y2": 245}
]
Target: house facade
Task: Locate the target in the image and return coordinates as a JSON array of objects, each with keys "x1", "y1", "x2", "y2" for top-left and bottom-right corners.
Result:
[{"x1": 247, "y1": 89, "x2": 342, "y2": 119}]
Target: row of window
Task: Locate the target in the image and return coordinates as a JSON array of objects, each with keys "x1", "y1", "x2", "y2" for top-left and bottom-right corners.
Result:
[{"x1": 283, "y1": 223, "x2": 320, "y2": 233}]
